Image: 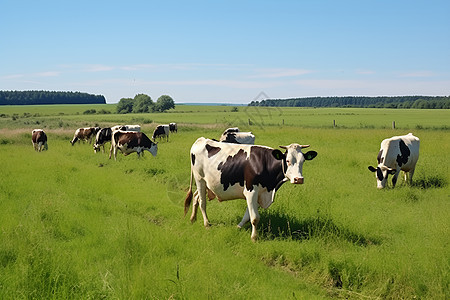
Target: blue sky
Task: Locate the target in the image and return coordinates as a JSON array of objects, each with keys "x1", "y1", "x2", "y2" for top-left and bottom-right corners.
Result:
[{"x1": 1, "y1": 0, "x2": 449, "y2": 104}]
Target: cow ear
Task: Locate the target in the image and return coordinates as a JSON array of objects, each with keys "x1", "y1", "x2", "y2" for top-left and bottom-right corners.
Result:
[
  {"x1": 272, "y1": 149, "x2": 285, "y2": 160},
  {"x1": 304, "y1": 151, "x2": 317, "y2": 160},
  {"x1": 368, "y1": 166, "x2": 377, "y2": 172},
  {"x1": 279, "y1": 145, "x2": 287, "y2": 150}
]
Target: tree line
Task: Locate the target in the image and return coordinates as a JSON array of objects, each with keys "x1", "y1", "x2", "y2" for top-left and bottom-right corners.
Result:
[
  {"x1": 116, "y1": 94, "x2": 175, "y2": 114},
  {"x1": 249, "y1": 96, "x2": 450, "y2": 109},
  {"x1": 0, "y1": 90, "x2": 106, "y2": 105}
]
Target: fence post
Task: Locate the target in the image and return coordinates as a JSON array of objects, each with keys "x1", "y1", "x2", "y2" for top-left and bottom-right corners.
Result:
[
  {"x1": 392, "y1": 121, "x2": 396, "y2": 129},
  {"x1": 333, "y1": 120, "x2": 336, "y2": 128}
]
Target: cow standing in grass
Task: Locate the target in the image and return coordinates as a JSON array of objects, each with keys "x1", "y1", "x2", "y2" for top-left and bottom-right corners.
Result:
[
  {"x1": 109, "y1": 131, "x2": 158, "y2": 160},
  {"x1": 70, "y1": 127, "x2": 100, "y2": 145},
  {"x1": 152, "y1": 125, "x2": 170, "y2": 142},
  {"x1": 184, "y1": 137, "x2": 317, "y2": 241},
  {"x1": 32, "y1": 129, "x2": 48, "y2": 151},
  {"x1": 368, "y1": 133, "x2": 420, "y2": 189}
]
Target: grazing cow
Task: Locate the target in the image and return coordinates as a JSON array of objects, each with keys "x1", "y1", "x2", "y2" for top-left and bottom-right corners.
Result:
[
  {"x1": 32, "y1": 129, "x2": 48, "y2": 152},
  {"x1": 109, "y1": 131, "x2": 157, "y2": 161},
  {"x1": 111, "y1": 124, "x2": 141, "y2": 132},
  {"x1": 93, "y1": 127, "x2": 113, "y2": 153},
  {"x1": 184, "y1": 137, "x2": 317, "y2": 241},
  {"x1": 169, "y1": 122, "x2": 178, "y2": 133},
  {"x1": 152, "y1": 125, "x2": 170, "y2": 141},
  {"x1": 220, "y1": 131, "x2": 255, "y2": 144},
  {"x1": 368, "y1": 133, "x2": 420, "y2": 189},
  {"x1": 70, "y1": 127, "x2": 100, "y2": 145}
]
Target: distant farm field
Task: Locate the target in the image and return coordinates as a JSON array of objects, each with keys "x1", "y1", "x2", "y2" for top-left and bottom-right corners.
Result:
[{"x1": 0, "y1": 105, "x2": 449, "y2": 299}]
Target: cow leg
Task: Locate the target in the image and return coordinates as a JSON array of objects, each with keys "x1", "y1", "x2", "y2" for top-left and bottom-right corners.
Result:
[
  {"x1": 409, "y1": 168, "x2": 415, "y2": 185},
  {"x1": 190, "y1": 190, "x2": 200, "y2": 223},
  {"x1": 196, "y1": 180, "x2": 210, "y2": 227},
  {"x1": 244, "y1": 190, "x2": 260, "y2": 241},
  {"x1": 406, "y1": 169, "x2": 415, "y2": 185},
  {"x1": 237, "y1": 207, "x2": 250, "y2": 228},
  {"x1": 392, "y1": 170, "x2": 400, "y2": 187}
]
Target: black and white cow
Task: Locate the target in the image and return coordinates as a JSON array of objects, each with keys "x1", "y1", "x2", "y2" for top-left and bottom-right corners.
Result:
[
  {"x1": 184, "y1": 137, "x2": 317, "y2": 241},
  {"x1": 70, "y1": 127, "x2": 100, "y2": 145},
  {"x1": 368, "y1": 133, "x2": 420, "y2": 189},
  {"x1": 169, "y1": 122, "x2": 178, "y2": 133},
  {"x1": 93, "y1": 127, "x2": 113, "y2": 153},
  {"x1": 32, "y1": 129, "x2": 48, "y2": 151},
  {"x1": 152, "y1": 125, "x2": 170, "y2": 142},
  {"x1": 220, "y1": 131, "x2": 255, "y2": 144},
  {"x1": 109, "y1": 131, "x2": 158, "y2": 161},
  {"x1": 111, "y1": 124, "x2": 141, "y2": 132}
]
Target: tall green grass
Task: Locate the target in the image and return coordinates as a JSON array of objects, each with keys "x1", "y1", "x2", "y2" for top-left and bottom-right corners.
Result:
[{"x1": 0, "y1": 107, "x2": 449, "y2": 299}]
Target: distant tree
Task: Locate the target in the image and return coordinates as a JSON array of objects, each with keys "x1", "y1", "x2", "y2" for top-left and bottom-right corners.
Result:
[
  {"x1": 116, "y1": 97, "x2": 134, "y2": 114},
  {"x1": 133, "y1": 94, "x2": 154, "y2": 113},
  {"x1": 155, "y1": 95, "x2": 175, "y2": 112}
]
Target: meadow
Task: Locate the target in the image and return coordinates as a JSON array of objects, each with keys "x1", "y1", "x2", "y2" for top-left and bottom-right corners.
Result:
[{"x1": 0, "y1": 105, "x2": 449, "y2": 299}]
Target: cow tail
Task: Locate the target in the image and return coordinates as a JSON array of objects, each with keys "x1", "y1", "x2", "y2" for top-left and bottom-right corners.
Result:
[{"x1": 184, "y1": 166, "x2": 194, "y2": 216}]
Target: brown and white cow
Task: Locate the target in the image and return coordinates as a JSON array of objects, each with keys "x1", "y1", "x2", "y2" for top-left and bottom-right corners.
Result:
[
  {"x1": 109, "y1": 131, "x2": 158, "y2": 160},
  {"x1": 32, "y1": 129, "x2": 48, "y2": 151},
  {"x1": 70, "y1": 127, "x2": 100, "y2": 145},
  {"x1": 368, "y1": 133, "x2": 420, "y2": 189},
  {"x1": 184, "y1": 137, "x2": 317, "y2": 241},
  {"x1": 152, "y1": 125, "x2": 170, "y2": 142}
]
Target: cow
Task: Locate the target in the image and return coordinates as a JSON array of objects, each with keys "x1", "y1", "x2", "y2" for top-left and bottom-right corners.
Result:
[
  {"x1": 184, "y1": 137, "x2": 317, "y2": 241},
  {"x1": 70, "y1": 127, "x2": 100, "y2": 145},
  {"x1": 32, "y1": 129, "x2": 48, "y2": 152},
  {"x1": 109, "y1": 131, "x2": 157, "y2": 161},
  {"x1": 152, "y1": 125, "x2": 170, "y2": 142},
  {"x1": 111, "y1": 124, "x2": 141, "y2": 132},
  {"x1": 93, "y1": 127, "x2": 113, "y2": 153},
  {"x1": 169, "y1": 122, "x2": 178, "y2": 133},
  {"x1": 368, "y1": 133, "x2": 420, "y2": 189},
  {"x1": 220, "y1": 131, "x2": 255, "y2": 144}
]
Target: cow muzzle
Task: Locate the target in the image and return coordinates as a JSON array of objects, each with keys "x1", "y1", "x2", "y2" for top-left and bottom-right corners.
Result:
[{"x1": 293, "y1": 177, "x2": 304, "y2": 184}]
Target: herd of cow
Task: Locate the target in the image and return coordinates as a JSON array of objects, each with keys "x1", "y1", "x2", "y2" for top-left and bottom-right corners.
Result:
[{"x1": 31, "y1": 125, "x2": 420, "y2": 240}]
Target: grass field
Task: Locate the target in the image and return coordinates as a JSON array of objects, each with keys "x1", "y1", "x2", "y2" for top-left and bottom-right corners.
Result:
[{"x1": 0, "y1": 105, "x2": 449, "y2": 299}]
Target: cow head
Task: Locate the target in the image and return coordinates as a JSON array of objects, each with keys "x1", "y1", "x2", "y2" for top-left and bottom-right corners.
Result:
[
  {"x1": 278, "y1": 144, "x2": 317, "y2": 184},
  {"x1": 368, "y1": 165, "x2": 396, "y2": 189},
  {"x1": 149, "y1": 142, "x2": 158, "y2": 157}
]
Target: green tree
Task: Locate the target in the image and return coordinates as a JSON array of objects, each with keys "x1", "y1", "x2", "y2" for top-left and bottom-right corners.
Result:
[
  {"x1": 133, "y1": 94, "x2": 154, "y2": 113},
  {"x1": 156, "y1": 95, "x2": 175, "y2": 112},
  {"x1": 116, "y1": 97, "x2": 134, "y2": 114}
]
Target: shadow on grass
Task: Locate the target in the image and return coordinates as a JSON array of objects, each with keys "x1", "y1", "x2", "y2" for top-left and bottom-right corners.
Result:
[
  {"x1": 412, "y1": 174, "x2": 446, "y2": 189},
  {"x1": 256, "y1": 211, "x2": 381, "y2": 246}
]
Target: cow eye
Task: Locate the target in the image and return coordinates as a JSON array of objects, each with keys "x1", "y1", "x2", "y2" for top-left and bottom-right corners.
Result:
[{"x1": 286, "y1": 160, "x2": 290, "y2": 165}]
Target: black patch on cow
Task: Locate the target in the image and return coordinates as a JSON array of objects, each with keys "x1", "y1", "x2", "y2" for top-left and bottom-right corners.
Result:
[
  {"x1": 222, "y1": 133, "x2": 238, "y2": 143},
  {"x1": 217, "y1": 149, "x2": 247, "y2": 190},
  {"x1": 191, "y1": 153, "x2": 195, "y2": 165},
  {"x1": 205, "y1": 144, "x2": 221, "y2": 157},
  {"x1": 118, "y1": 132, "x2": 153, "y2": 148},
  {"x1": 217, "y1": 146, "x2": 284, "y2": 193},
  {"x1": 396, "y1": 140, "x2": 410, "y2": 167},
  {"x1": 377, "y1": 150, "x2": 383, "y2": 164},
  {"x1": 376, "y1": 167, "x2": 384, "y2": 181}
]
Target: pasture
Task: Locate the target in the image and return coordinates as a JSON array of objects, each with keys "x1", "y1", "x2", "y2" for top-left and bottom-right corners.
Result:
[{"x1": 0, "y1": 105, "x2": 449, "y2": 299}]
